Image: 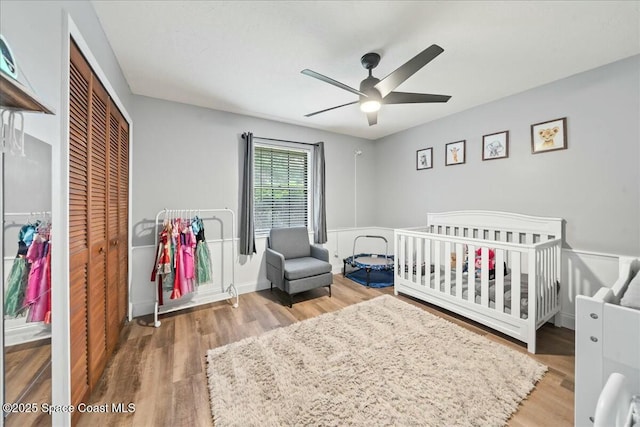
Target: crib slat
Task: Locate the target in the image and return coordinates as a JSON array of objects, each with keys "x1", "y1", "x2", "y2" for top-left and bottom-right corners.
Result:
[
  {"x1": 544, "y1": 249, "x2": 548, "y2": 318},
  {"x1": 512, "y1": 253, "x2": 521, "y2": 319},
  {"x1": 416, "y1": 236, "x2": 422, "y2": 287},
  {"x1": 444, "y1": 241, "x2": 451, "y2": 295},
  {"x1": 394, "y1": 233, "x2": 399, "y2": 278},
  {"x1": 528, "y1": 249, "x2": 537, "y2": 322},
  {"x1": 467, "y1": 244, "x2": 475, "y2": 303},
  {"x1": 544, "y1": 247, "x2": 549, "y2": 315},
  {"x1": 425, "y1": 238, "x2": 432, "y2": 289},
  {"x1": 539, "y1": 248, "x2": 544, "y2": 318},
  {"x1": 435, "y1": 240, "x2": 441, "y2": 291},
  {"x1": 498, "y1": 231, "x2": 510, "y2": 275},
  {"x1": 455, "y1": 243, "x2": 463, "y2": 299},
  {"x1": 408, "y1": 236, "x2": 414, "y2": 284},
  {"x1": 399, "y1": 235, "x2": 406, "y2": 280},
  {"x1": 480, "y1": 247, "x2": 489, "y2": 307},
  {"x1": 546, "y1": 247, "x2": 551, "y2": 315},
  {"x1": 552, "y1": 246, "x2": 557, "y2": 311},
  {"x1": 549, "y1": 246, "x2": 553, "y2": 312},
  {"x1": 495, "y1": 249, "x2": 505, "y2": 313}
]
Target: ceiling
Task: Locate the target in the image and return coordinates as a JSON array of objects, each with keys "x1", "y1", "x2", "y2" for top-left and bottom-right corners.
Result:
[{"x1": 92, "y1": 1, "x2": 640, "y2": 140}]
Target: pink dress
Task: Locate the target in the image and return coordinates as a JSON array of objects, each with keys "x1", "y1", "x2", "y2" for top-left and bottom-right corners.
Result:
[
  {"x1": 181, "y1": 227, "x2": 196, "y2": 293},
  {"x1": 24, "y1": 236, "x2": 44, "y2": 306},
  {"x1": 28, "y1": 242, "x2": 50, "y2": 323},
  {"x1": 171, "y1": 220, "x2": 183, "y2": 300}
]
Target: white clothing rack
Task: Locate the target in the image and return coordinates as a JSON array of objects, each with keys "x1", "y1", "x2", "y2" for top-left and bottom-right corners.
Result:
[
  {"x1": 3, "y1": 211, "x2": 51, "y2": 220},
  {"x1": 152, "y1": 208, "x2": 238, "y2": 327}
]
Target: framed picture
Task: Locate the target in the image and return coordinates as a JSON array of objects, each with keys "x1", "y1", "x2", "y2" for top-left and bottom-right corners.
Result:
[
  {"x1": 416, "y1": 147, "x2": 433, "y2": 170},
  {"x1": 482, "y1": 130, "x2": 509, "y2": 160},
  {"x1": 531, "y1": 117, "x2": 567, "y2": 154},
  {"x1": 445, "y1": 140, "x2": 465, "y2": 166}
]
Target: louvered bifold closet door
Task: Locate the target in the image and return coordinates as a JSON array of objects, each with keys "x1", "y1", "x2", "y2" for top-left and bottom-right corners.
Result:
[
  {"x1": 106, "y1": 101, "x2": 121, "y2": 354},
  {"x1": 87, "y1": 68, "x2": 109, "y2": 390},
  {"x1": 69, "y1": 41, "x2": 91, "y2": 408},
  {"x1": 118, "y1": 122, "x2": 129, "y2": 325},
  {"x1": 69, "y1": 39, "x2": 130, "y2": 419}
]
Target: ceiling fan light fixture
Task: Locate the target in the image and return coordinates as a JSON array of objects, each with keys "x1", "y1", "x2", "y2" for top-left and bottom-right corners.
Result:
[
  {"x1": 302, "y1": 44, "x2": 450, "y2": 126},
  {"x1": 360, "y1": 99, "x2": 381, "y2": 113}
]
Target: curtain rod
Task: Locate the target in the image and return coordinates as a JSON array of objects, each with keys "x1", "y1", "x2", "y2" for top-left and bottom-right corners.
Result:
[{"x1": 243, "y1": 134, "x2": 321, "y2": 147}]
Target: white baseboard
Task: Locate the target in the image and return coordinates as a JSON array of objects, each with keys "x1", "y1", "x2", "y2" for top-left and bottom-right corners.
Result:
[
  {"x1": 4, "y1": 321, "x2": 51, "y2": 346},
  {"x1": 557, "y1": 312, "x2": 575, "y2": 330},
  {"x1": 130, "y1": 280, "x2": 271, "y2": 318}
]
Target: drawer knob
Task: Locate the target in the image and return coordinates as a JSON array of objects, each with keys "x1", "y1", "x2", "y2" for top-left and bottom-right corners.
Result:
[
  {"x1": 590, "y1": 313, "x2": 598, "y2": 319},
  {"x1": 590, "y1": 336, "x2": 598, "y2": 343}
]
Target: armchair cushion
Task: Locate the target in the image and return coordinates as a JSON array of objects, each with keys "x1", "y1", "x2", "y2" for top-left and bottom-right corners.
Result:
[
  {"x1": 269, "y1": 227, "x2": 311, "y2": 259},
  {"x1": 284, "y1": 257, "x2": 332, "y2": 281}
]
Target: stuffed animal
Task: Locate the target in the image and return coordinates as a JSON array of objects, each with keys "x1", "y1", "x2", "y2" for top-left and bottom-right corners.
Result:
[
  {"x1": 471, "y1": 248, "x2": 508, "y2": 279},
  {"x1": 474, "y1": 248, "x2": 496, "y2": 271}
]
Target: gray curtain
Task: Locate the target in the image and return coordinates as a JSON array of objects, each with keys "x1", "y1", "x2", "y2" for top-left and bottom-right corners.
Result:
[
  {"x1": 313, "y1": 141, "x2": 327, "y2": 244},
  {"x1": 239, "y1": 132, "x2": 256, "y2": 254}
]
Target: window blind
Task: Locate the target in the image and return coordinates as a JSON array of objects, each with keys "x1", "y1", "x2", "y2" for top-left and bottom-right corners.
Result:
[{"x1": 254, "y1": 145, "x2": 309, "y2": 232}]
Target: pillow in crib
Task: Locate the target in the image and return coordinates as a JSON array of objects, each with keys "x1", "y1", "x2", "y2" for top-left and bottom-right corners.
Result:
[{"x1": 620, "y1": 270, "x2": 640, "y2": 309}]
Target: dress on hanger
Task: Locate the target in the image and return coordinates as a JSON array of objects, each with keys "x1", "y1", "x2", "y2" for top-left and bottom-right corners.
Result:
[
  {"x1": 27, "y1": 241, "x2": 50, "y2": 323},
  {"x1": 4, "y1": 256, "x2": 29, "y2": 316},
  {"x1": 24, "y1": 234, "x2": 45, "y2": 308},
  {"x1": 194, "y1": 217, "x2": 212, "y2": 284}
]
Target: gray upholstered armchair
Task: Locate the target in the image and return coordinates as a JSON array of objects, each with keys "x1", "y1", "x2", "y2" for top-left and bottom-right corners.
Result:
[{"x1": 266, "y1": 227, "x2": 333, "y2": 307}]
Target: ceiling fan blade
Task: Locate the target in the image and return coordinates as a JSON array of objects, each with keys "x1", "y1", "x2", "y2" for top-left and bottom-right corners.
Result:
[
  {"x1": 304, "y1": 101, "x2": 358, "y2": 117},
  {"x1": 374, "y1": 44, "x2": 444, "y2": 98},
  {"x1": 301, "y1": 69, "x2": 367, "y2": 97},
  {"x1": 384, "y1": 92, "x2": 451, "y2": 104},
  {"x1": 366, "y1": 111, "x2": 378, "y2": 126}
]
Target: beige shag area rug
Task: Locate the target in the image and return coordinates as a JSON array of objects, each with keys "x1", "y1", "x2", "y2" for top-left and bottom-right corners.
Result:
[{"x1": 206, "y1": 295, "x2": 546, "y2": 426}]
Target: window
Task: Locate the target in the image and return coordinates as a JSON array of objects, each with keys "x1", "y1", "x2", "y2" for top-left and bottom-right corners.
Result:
[{"x1": 254, "y1": 144, "x2": 311, "y2": 232}]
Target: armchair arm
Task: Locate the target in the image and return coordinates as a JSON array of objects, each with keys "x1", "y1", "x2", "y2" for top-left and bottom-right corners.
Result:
[
  {"x1": 265, "y1": 248, "x2": 285, "y2": 287},
  {"x1": 310, "y1": 245, "x2": 329, "y2": 262}
]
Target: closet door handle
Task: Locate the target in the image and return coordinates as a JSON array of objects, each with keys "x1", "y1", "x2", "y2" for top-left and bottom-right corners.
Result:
[
  {"x1": 98, "y1": 247, "x2": 105, "y2": 254},
  {"x1": 111, "y1": 240, "x2": 118, "y2": 247}
]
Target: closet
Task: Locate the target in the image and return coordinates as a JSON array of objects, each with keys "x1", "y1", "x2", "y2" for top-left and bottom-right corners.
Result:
[{"x1": 68, "y1": 38, "x2": 129, "y2": 414}]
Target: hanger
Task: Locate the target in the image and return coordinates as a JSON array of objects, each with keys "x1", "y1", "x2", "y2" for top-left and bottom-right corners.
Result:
[{"x1": 0, "y1": 109, "x2": 25, "y2": 157}]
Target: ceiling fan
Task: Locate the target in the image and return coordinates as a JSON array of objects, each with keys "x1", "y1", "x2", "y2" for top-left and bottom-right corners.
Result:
[{"x1": 301, "y1": 44, "x2": 451, "y2": 126}]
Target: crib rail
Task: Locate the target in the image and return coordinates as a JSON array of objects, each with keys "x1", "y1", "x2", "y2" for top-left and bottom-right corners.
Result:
[{"x1": 394, "y1": 228, "x2": 561, "y2": 351}]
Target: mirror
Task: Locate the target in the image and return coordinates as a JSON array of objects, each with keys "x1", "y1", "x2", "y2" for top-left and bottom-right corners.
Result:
[{"x1": 3, "y1": 134, "x2": 52, "y2": 426}]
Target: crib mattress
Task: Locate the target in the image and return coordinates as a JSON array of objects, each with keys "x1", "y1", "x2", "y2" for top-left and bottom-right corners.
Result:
[{"x1": 420, "y1": 269, "x2": 530, "y2": 319}]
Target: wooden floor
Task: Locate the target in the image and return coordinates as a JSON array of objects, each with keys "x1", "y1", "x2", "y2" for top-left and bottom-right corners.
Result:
[
  {"x1": 4, "y1": 338, "x2": 52, "y2": 427},
  {"x1": 5, "y1": 275, "x2": 576, "y2": 426}
]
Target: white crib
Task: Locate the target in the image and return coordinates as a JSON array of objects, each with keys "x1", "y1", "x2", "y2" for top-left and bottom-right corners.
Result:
[
  {"x1": 394, "y1": 210, "x2": 563, "y2": 353},
  {"x1": 575, "y1": 256, "x2": 640, "y2": 427}
]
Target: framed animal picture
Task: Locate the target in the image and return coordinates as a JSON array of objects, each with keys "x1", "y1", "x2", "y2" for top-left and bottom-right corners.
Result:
[
  {"x1": 445, "y1": 140, "x2": 465, "y2": 166},
  {"x1": 416, "y1": 147, "x2": 433, "y2": 170},
  {"x1": 482, "y1": 130, "x2": 509, "y2": 160},
  {"x1": 531, "y1": 117, "x2": 567, "y2": 154}
]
